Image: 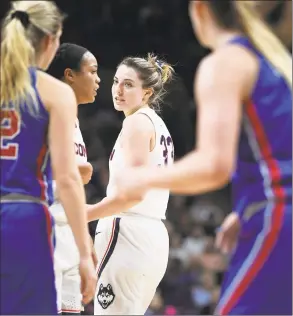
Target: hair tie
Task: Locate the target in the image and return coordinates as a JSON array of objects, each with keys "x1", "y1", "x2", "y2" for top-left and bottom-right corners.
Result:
[
  {"x1": 155, "y1": 60, "x2": 164, "y2": 74},
  {"x1": 11, "y1": 10, "x2": 30, "y2": 28}
]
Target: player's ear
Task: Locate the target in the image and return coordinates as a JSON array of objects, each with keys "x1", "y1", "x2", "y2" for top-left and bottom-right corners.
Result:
[
  {"x1": 143, "y1": 88, "x2": 153, "y2": 103},
  {"x1": 64, "y1": 68, "x2": 74, "y2": 84}
]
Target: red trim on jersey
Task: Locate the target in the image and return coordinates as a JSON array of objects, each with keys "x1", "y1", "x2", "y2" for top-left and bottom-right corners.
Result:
[
  {"x1": 42, "y1": 205, "x2": 54, "y2": 257},
  {"x1": 218, "y1": 101, "x2": 286, "y2": 315},
  {"x1": 61, "y1": 309, "x2": 81, "y2": 313},
  {"x1": 247, "y1": 102, "x2": 286, "y2": 199},
  {"x1": 36, "y1": 142, "x2": 47, "y2": 201}
]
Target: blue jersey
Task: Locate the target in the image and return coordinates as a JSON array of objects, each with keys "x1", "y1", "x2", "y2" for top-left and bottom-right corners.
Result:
[
  {"x1": 0, "y1": 68, "x2": 54, "y2": 205},
  {"x1": 230, "y1": 37, "x2": 292, "y2": 218}
]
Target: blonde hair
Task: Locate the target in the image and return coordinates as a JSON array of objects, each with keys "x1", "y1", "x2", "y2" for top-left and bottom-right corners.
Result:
[
  {"x1": 118, "y1": 54, "x2": 174, "y2": 110},
  {"x1": 235, "y1": 1, "x2": 292, "y2": 87},
  {"x1": 147, "y1": 53, "x2": 174, "y2": 84},
  {"x1": 1, "y1": 1, "x2": 64, "y2": 114}
]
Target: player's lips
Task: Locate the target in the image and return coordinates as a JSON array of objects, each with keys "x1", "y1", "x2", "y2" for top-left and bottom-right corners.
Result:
[{"x1": 115, "y1": 97, "x2": 125, "y2": 102}]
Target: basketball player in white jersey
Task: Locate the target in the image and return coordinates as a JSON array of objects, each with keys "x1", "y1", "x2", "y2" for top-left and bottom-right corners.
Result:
[
  {"x1": 86, "y1": 54, "x2": 174, "y2": 315},
  {"x1": 47, "y1": 43, "x2": 100, "y2": 315}
]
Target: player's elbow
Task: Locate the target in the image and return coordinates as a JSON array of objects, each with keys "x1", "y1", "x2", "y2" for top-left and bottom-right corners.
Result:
[
  {"x1": 55, "y1": 171, "x2": 82, "y2": 192},
  {"x1": 211, "y1": 164, "x2": 231, "y2": 188},
  {"x1": 203, "y1": 154, "x2": 233, "y2": 189}
]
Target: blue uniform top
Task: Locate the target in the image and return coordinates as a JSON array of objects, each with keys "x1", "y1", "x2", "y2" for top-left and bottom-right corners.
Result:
[
  {"x1": 0, "y1": 68, "x2": 54, "y2": 206},
  {"x1": 230, "y1": 37, "x2": 292, "y2": 219}
]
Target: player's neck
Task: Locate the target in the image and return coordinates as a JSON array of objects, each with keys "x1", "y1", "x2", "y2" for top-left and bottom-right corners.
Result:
[
  {"x1": 210, "y1": 30, "x2": 243, "y2": 50},
  {"x1": 124, "y1": 104, "x2": 149, "y2": 117},
  {"x1": 35, "y1": 54, "x2": 47, "y2": 71},
  {"x1": 76, "y1": 96, "x2": 82, "y2": 105}
]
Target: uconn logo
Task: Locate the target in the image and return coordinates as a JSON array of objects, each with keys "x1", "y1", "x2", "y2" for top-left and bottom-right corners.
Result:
[{"x1": 74, "y1": 142, "x2": 87, "y2": 158}]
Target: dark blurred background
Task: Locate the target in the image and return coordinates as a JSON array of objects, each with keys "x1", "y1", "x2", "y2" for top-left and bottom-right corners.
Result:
[{"x1": 1, "y1": 1, "x2": 291, "y2": 314}]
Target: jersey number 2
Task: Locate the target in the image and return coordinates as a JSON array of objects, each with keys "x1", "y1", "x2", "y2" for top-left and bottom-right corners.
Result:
[{"x1": 0, "y1": 109, "x2": 20, "y2": 159}]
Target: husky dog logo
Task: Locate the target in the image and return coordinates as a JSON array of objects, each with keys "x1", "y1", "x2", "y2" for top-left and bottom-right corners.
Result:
[{"x1": 97, "y1": 283, "x2": 115, "y2": 309}]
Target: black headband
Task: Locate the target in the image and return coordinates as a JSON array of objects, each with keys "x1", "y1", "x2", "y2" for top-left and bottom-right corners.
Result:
[
  {"x1": 62, "y1": 44, "x2": 88, "y2": 70},
  {"x1": 11, "y1": 10, "x2": 30, "y2": 28},
  {"x1": 47, "y1": 43, "x2": 89, "y2": 80}
]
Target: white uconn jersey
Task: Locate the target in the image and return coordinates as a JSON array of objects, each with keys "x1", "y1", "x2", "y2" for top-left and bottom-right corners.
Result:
[
  {"x1": 73, "y1": 119, "x2": 87, "y2": 165},
  {"x1": 107, "y1": 107, "x2": 174, "y2": 220},
  {"x1": 51, "y1": 119, "x2": 87, "y2": 218}
]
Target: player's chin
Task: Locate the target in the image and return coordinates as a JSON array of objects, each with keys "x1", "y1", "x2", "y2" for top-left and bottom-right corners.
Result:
[
  {"x1": 86, "y1": 95, "x2": 96, "y2": 104},
  {"x1": 113, "y1": 102, "x2": 124, "y2": 111}
]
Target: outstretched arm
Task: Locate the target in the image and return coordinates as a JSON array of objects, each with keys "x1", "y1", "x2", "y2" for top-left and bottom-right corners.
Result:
[{"x1": 133, "y1": 46, "x2": 258, "y2": 194}]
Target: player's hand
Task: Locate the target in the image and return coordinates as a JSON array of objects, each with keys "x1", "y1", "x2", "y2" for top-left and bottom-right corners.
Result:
[
  {"x1": 79, "y1": 255, "x2": 97, "y2": 305},
  {"x1": 78, "y1": 162, "x2": 93, "y2": 184},
  {"x1": 215, "y1": 212, "x2": 240, "y2": 254}
]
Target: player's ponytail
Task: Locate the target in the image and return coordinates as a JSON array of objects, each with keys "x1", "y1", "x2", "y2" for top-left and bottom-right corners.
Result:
[
  {"x1": 1, "y1": 1, "x2": 65, "y2": 115},
  {"x1": 234, "y1": 1, "x2": 292, "y2": 87},
  {"x1": 1, "y1": 11, "x2": 36, "y2": 113},
  {"x1": 160, "y1": 63, "x2": 174, "y2": 84},
  {"x1": 147, "y1": 53, "x2": 174, "y2": 85}
]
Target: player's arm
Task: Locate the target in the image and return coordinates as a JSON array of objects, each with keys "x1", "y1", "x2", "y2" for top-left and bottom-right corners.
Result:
[
  {"x1": 78, "y1": 162, "x2": 93, "y2": 184},
  {"x1": 87, "y1": 114, "x2": 153, "y2": 221},
  {"x1": 38, "y1": 71, "x2": 91, "y2": 257},
  {"x1": 139, "y1": 46, "x2": 258, "y2": 194}
]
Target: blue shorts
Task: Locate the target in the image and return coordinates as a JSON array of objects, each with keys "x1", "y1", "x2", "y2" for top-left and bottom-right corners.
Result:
[
  {"x1": 215, "y1": 202, "x2": 292, "y2": 315},
  {"x1": 0, "y1": 202, "x2": 57, "y2": 315}
]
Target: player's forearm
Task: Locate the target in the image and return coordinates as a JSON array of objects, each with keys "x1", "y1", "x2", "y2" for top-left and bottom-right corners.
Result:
[
  {"x1": 145, "y1": 150, "x2": 230, "y2": 195},
  {"x1": 57, "y1": 173, "x2": 91, "y2": 257},
  {"x1": 87, "y1": 196, "x2": 140, "y2": 222}
]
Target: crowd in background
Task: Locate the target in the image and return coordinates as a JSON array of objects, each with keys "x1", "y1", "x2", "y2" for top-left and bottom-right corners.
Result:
[{"x1": 1, "y1": 0, "x2": 290, "y2": 314}]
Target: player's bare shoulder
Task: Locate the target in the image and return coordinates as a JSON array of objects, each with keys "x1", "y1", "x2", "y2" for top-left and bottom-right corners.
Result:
[
  {"x1": 197, "y1": 44, "x2": 258, "y2": 83},
  {"x1": 195, "y1": 44, "x2": 258, "y2": 101},
  {"x1": 36, "y1": 70, "x2": 77, "y2": 112},
  {"x1": 122, "y1": 112, "x2": 154, "y2": 136}
]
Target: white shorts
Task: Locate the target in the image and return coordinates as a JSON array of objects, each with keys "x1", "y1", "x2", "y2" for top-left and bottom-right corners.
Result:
[
  {"x1": 50, "y1": 203, "x2": 82, "y2": 314},
  {"x1": 94, "y1": 215, "x2": 169, "y2": 315}
]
